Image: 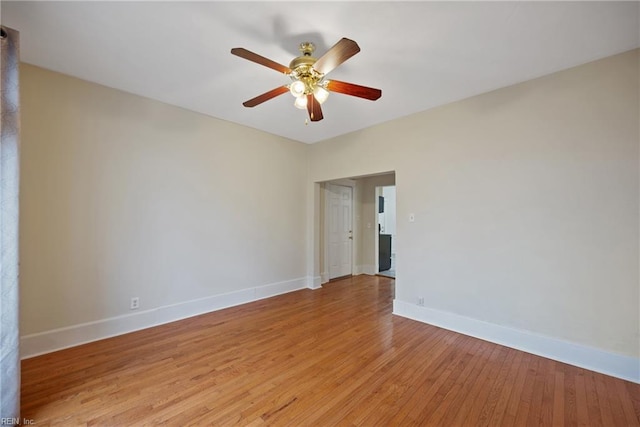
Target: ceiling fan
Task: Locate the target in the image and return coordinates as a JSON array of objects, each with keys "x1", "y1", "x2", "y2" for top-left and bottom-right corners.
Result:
[{"x1": 230, "y1": 38, "x2": 382, "y2": 122}]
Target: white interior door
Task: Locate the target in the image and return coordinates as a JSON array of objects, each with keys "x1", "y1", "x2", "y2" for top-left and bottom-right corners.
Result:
[{"x1": 328, "y1": 184, "x2": 353, "y2": 279}]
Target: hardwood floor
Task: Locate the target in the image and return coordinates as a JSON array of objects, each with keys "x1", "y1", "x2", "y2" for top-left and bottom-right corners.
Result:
[{"x1": 22, "y1": 275, "x2": 640, "y2": 426}]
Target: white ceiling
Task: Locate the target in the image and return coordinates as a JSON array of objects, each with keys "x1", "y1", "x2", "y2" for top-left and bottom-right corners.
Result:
[{"x1": 2, "y1": 1, "x2": 639, "y2": 144}]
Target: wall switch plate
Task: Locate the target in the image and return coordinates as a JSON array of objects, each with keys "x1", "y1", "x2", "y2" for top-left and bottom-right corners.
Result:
[
  {"x1": 130, "y1": 297, "x2": 140, "y2": 310},
  {"x1": 409, "y1": 213, "x2": 415, "y2": 222}
]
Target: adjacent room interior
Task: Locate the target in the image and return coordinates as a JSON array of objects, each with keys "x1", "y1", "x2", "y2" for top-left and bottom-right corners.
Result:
[
  {"x1": 1, "y1": 1, "x2": 638, "y2": 425},
  {"x1": 377, "y1": 185, "x2": 397, "y2": 279}
]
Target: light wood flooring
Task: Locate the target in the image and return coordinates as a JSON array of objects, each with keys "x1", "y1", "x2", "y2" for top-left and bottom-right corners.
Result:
[{"x1": 22, "y1": 275, "x2": 640, "y2": 426}]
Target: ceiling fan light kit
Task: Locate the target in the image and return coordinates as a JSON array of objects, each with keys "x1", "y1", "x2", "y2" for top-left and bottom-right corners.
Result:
[
  {"x1": 231, "y1": 38, "x2": 382, "y2": 123},
  {"x1": 287, "y1": 42, "x2": 328, "y2": 108}
]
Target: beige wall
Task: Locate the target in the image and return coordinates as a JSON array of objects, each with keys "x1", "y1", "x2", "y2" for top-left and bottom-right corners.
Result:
[
  {"x1": 308, "y1": 49, "x2": 640, "y2": 358},
  {"x1": 20, "y1": 64, "x2": 308, "y2": 335}
]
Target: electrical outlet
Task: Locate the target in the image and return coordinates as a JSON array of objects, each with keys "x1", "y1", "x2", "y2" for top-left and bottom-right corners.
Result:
[
  {"x1": 130, "y1": 297, "x2": 140, "y2": 310},
  {"x1": 417, "y1": 297, "x2": 425, "y2": 306}
]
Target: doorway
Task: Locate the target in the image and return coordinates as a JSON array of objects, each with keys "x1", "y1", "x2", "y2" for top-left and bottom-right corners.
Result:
[{"x1": 317, "y1": 172, "x2": 395, "y2": 286}]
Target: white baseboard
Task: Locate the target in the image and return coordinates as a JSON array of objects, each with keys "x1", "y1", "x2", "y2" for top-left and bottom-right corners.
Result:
[
  {"x1": 307, "y1": 275, "x2": 322, "y2": 289},
  {"x1": 321, "y1": 272, "x2": 329, "y2": 284},
  {"x1": 361, "y1": 264, "x2": 377, "y2": 275},
  {"x1": 324, "y1": 267, "x2": 373, "y2": 281},
  {"x1": 393, "y1": 300, "x2": 640, "y2": 384},
  {"x1": 21, "y1": 277, "x2": 308, "y2": 359}
]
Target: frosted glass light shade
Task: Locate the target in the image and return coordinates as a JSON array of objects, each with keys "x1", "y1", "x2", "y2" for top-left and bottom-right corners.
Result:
[
  {"x1": 290, "y1": 81, "x2": 305, "y2": 97},
  {"x1": 294, "y1": 95, "x2": 307, "y2": 109},
  {"x1": 314, "y1": 86, "x2": 329, "y2": 104}
]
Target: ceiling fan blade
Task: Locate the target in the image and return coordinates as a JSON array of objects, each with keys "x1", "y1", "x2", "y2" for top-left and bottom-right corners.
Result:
[
  {"x1": 313, "y1": 38, "x2": 360, "y2": 75},
  {"x1": 242, "y1": 86, "x2": 289, "y2": 107},
  {"x1": 306, "y1": 94, "x2": 323, "y2": 122},
  {"x1": 231, "y1": 48, "x2": 292, "y2": 74},
  {"x1": 326, "y1": 80, "x2": 382, "y2": 101}
]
